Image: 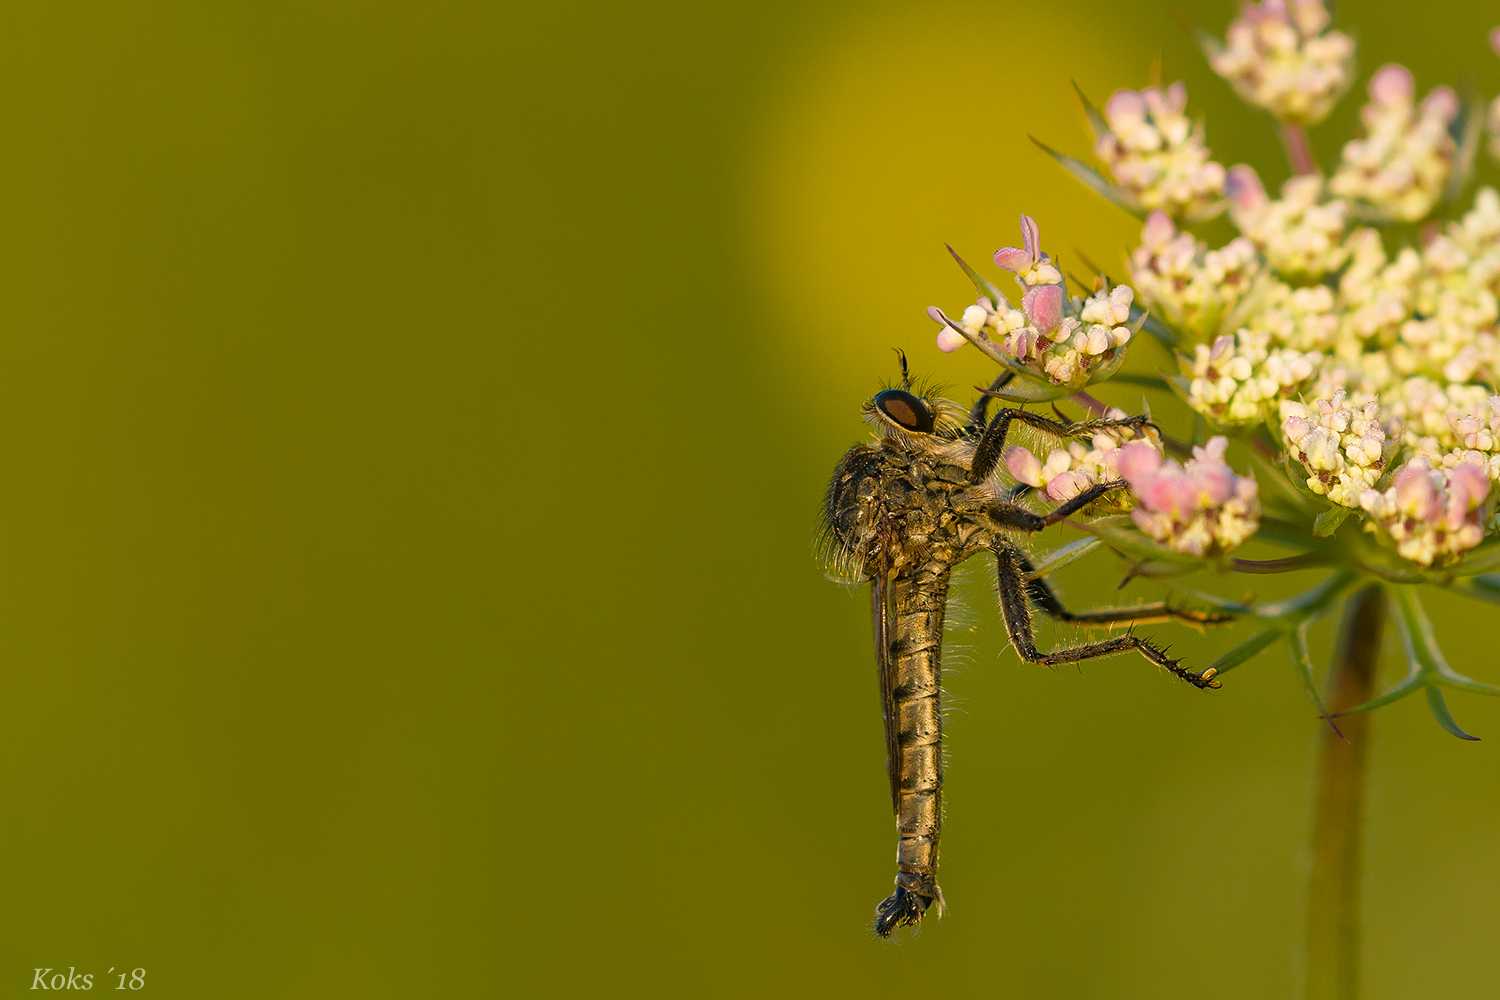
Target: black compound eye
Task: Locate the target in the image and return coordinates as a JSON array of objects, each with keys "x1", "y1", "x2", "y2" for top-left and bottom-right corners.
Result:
[{"x1": 873, "y1": 389, "x2": 935, "y2": 434}]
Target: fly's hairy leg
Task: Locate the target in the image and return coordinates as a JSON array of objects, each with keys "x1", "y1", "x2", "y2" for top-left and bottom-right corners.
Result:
[
  {"x1": 963, "y1": 372, "x2": 1015, "y2": 436},
  {"x1": 1016, "y1": 551, "x2": 1233, "y2": 629},
  {"x1": 994, "y1": 544, "x2": 1223, "y2": 689},
  {"x1": 967, "y1": 407, "x2": 1153, "y2": 484},
  {"x1": 987, "y1": 479, "x2": 1129, "y2": 533},
  {"x1": 873, "y1": 559, "x2": 951, "y2": 937}
]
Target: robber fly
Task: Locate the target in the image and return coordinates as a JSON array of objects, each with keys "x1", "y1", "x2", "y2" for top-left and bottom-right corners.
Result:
[{"x1": 821, "y1": 356, "x2": 1229, "y2": 937}]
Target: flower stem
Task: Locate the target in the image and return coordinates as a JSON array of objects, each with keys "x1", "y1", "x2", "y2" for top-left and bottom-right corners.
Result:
[
  {"x1": 1305, "y1": 585, "x2": 1385, "y2": 1000},
  {"x1": 1282, "y1": 121, "x2": 1317, "y2": 176},
  {"x1": 1232, "y1": 552, "x2": 1334, "y2": 574},
  {"x1": 1072, "y1": 390, "x2": 1108, "y2": 416}
]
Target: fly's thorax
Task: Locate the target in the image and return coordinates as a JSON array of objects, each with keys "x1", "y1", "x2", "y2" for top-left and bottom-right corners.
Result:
[{"x1": 823, "y1": 433, "x2": 996, "y2": 578}]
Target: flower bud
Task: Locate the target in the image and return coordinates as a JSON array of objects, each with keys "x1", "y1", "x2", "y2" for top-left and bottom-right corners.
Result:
[
  {"x1": 1023, "y1": 283, "x2": 1064, "y2": 334},
  {"x1": 1004, "y1": 446, "x2": 1043, "y2": 487}
]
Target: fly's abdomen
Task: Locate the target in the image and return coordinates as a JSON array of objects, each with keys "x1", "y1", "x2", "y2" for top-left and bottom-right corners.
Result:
[{"x1": 876, "y1": 560, "x2": 950, "y2": 935}]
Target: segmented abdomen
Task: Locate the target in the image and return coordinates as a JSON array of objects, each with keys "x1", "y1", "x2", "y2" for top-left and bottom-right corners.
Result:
[{"x1": 888, "y1": 559, "x2": 950, "y2": 911}]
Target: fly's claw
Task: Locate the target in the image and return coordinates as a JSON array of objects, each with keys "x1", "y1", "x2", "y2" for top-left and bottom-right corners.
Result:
[{"x1": 1153, "y1": 642, "x2": 1222, "y2": 689}]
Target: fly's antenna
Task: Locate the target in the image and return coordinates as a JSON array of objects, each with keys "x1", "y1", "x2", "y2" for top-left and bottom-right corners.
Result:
[{"x1": 894, "y1": 348, "x2": 912, "y2": 389}]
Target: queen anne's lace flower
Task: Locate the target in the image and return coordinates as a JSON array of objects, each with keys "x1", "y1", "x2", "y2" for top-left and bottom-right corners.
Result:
[
  {"x1": 908, "y1": 14, "x2": 1500, "y2": 749},
  {"x1": 1336, "y1": 227, "x2": 1421, "y2": 349},
  {"x1": 993, "y1": 214, "x2": 1063, "y2": 290},
  {"x1": 1187, "y1": 329, "x2": 1319, "y2": 424},
  {"x1": 1382, "y1": 377, "x2": 1492, "y2": 454},
  {"x1": 1206, "y1": 0, "x2": 1355, "y2": 124},
  {"x1": 1117, "y1": 436, "x2": 1261, "y2": 556},
  {"x1": 1432, "y1": 395, "x2": 1500, "y2": 481},
  {"x1": 930, "y1": 216, "x2": 1136, "y2": 389},
  {"x1": 1358, "y1": 458, "x2": 1491, "y2": 566},
  {"x1": 1023, "y1": 286, "x2": 1135, "y2": 387},
  {"x1": 1384, "y1": 230, "x2": 1500, "y2": 383},
  {"x1": 1094, "y1": 84, "x2": 1226, "y2": 220},
  {"x1": 1129, "y1": 211, "x2": 1261, "y2": 343},
  {"x1": 1246, "y1": 280, "x2": 1339, "y2": 352},
  {"x1": 1330, "y1": 65, "x2": 1459, "y2": 222},
  {"x1": 1382, "y1": 384, "x2": 1500, "y2": 481},
  {"x1": 1446, "y1": 186, "x2": 1500, "y2": 256},
  {"x1": 1282, "y1": 392, "x2": 1401, "y2": 507},
  {"x1": 1227, "y1": 168, "x2": 1349, "y2": 281}
]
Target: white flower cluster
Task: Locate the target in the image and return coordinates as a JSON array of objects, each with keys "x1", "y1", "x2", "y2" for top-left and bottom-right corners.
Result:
[
  {"x1": 938, "y1": 298, "x2": 1137, "y2": 383},
  {"x1": 1128, "y1": 211, "x2": 1261, "y2": 342},
  {"x1": 1447, "y1": 185, "x2": 1500, "y2": 254},
  {"x1": 944, "y1": 297, "x2": 1016, "y2": 348},
  {"x1": 1187, "y1": 329, "x2": 1319, "y2": 425},
  {"x1": 1281, "y1": 391, "x2": 1400, "y2": 507},
  {"x1": 1117, "y1": 437, "x2": 1262, "y2": 556},
  {"x1": 1227, "y1": 169, "x2": 1349, "y2": 281},
  {"x1": 1003, "y1": 408, "x2": 1161, "y2": 506},
  {"x1": 1388, "y1": 232, "x2": 1500, "y2": 382},
  {"x1": 945, "y1": 295, "x2": 1094, "y2": 383},
  {"x1": 1206, "y1": 0, "x2": 1354, "y2": 124},
  {"x1": 1094, "y1": 84, "x2": 1226, "y2": 221},
  {"x1": 1440, "y1": 395, "x2": 1500, "y2": 481},
  {"x1": 1384, "y1": 377, "x2": 1489, "y2": 453},
  {"x1": 1382, "y1": 378, "x2": 1500, "y2": 482},
  {"x1": 1246, "y1": 280, "x2": 1339, "y2": 353},
  {"x1": 1018, "y1": 285, "x2": 1135, "y2": 387},
  {"x1": 1166, "y1": 189, "x2": 1500, "y2": 442},
  {"x1": 1358, "y1": 458, "x2": 1491, "y2": 566},
  {"x1": 1034, "y1": 19, "x2": 1500, "y2": 572},
  {"x1": 932, "y1": 217, "x2": 1140, "y2": 389},
  {"x1": 1336, "y1": 228, "x2": 1422, "y2": 349},
  {"x1": 1329, "y1": 65, "x2": 1458, "y2": 222}
]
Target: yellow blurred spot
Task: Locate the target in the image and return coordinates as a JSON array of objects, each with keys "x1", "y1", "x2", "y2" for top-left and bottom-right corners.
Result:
[{"x1": 743, "y1": 5, "x2": 1146, "y2": 415}]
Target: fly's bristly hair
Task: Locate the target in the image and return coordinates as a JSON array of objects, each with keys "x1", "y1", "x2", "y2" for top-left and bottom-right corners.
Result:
[{"x1": 820, "y1": 357, "x2": 1233, "y2": 939}]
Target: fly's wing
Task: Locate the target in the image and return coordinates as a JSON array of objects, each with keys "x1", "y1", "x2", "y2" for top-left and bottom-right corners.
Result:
[{"x1": 872, "y1": 565, "x2": 900, "y2": 812}]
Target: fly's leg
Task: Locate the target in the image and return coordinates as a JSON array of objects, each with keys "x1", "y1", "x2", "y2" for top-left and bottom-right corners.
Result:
[
  {"x1": 963, "y1": 372, "x2": 1016, "y2": 435},
  {"x1": 1016, "y1": 551, "x2": 1233, "y2": 629},
  {"x1": 987, "y1": 479, "x2": 1129, "y2": 532},
  {"x1": 994, "y1": 544, "x2": 1223, "y2": 689},
  {"x1": 968, "y1": 407, "x2": 1153, "y2": 483}
]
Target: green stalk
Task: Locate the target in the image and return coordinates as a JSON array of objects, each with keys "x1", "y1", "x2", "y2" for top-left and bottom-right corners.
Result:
[{"x1": 1305, "y1": 585, "x2": 1386, "y2": 1000}]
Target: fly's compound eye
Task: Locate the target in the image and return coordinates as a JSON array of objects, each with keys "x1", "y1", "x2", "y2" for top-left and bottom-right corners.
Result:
[{"x1": 873, "y1": 389, "x2": 935, "y2": 434}]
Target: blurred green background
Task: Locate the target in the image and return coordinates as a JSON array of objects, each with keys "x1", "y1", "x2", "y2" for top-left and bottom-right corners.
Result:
[{"x1": 2, "y1": 0, "x2": 1499, "y2": 996}]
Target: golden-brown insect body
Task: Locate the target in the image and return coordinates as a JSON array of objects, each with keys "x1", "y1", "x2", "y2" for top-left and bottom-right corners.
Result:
[{"x1": 822, "y1": 366, "x2": 1228, "y2": 937}]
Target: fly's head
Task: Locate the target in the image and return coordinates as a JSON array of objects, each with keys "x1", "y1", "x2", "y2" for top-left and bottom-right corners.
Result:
[
  {"x1": 860, "y1": 351, "x2": 949, "y2": 449},
  {"x1": 822, "y1": 358, "x2": 966, "y2": 580}
]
